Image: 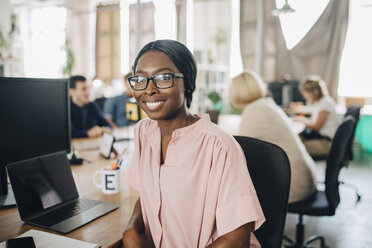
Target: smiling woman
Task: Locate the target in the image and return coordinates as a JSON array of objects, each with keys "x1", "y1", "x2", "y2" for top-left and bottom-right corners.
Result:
[
  {"x1": 130, "y1": 51, "x2": 188, "y2": 121},
  {"x1": 121, "y1": 39, "x2": 265, "y2": 248}
]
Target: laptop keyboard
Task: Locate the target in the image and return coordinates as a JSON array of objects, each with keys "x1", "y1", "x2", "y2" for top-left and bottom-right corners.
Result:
[{"x1": 32, "y1": 199, "x2": 101, "y2": 227}]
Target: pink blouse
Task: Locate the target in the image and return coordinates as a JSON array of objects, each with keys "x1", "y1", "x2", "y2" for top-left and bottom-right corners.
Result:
[{"x1": 124, "y1": 114, "x2": 265, "y2": 247}]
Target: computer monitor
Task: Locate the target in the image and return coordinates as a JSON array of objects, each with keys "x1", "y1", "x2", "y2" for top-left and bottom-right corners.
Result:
[
  {"x1": 268, "y1": 81, "x2": 305, "y2": 107},
  {"x1": 0, "y1": 77, "x2": 71, "y2": 208}
]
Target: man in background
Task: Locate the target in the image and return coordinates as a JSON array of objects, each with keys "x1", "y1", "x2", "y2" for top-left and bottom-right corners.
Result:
[
  {"x1": 103, "y1": 73, "x2": 135, "y2": 128},
  {"x1": 69, "y1": 75, "x2": 111, "y2": 138}
]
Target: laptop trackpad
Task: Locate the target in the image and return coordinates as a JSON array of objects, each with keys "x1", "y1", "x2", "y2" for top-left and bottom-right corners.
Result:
[{"x1": 51, "y1": 202, "x2": 118, "y2": 233}]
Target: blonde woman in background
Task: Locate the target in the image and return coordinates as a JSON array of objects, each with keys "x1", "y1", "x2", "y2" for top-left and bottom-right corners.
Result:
[
  {"x1": 295, "y1": 75, "x2": 339, "y2": 157},
  {"x1": 229, "y1": 71, "x2": 316, "y2": 203}
]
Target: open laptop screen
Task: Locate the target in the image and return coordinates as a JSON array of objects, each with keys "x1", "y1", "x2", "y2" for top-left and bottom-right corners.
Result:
[{"x1": 6, "y1": 152, "x2": 78, "y2": 220}]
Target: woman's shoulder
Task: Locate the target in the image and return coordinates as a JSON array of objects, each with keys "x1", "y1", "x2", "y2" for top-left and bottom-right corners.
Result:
[
  {"x1": 133, "y1": 118, "x2": 156, "y2": 134},
  {"x1": 317, "y1": 96, "x2": 336, "y2": 111},
  {"x1": 243, "y1": 97, "x2": 283, "y2": 117},
  {"x1": 245, "y1": 97, "x2": 277, "y2": 109},
  {"x1": 198, "y1": 119, "x2": 240, "y2": 152},
  {"x1": 320, "y1": 95, "x2": 336, "y2": 105}
]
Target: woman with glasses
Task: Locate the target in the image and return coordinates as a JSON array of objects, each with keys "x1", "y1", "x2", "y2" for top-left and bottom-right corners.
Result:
[{"x1": 122, "y1": 39, "x2": 265, "y2": 248}]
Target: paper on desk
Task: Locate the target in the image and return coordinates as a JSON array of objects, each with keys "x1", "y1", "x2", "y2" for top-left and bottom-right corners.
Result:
[{"x1": 0, "y1": 229, "x2": 100, "y2": 248}]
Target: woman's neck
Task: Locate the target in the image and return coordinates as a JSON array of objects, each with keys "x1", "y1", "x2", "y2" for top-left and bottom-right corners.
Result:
[{"x1": 157, "y1": 111, "x2": 198, "y2": 138}]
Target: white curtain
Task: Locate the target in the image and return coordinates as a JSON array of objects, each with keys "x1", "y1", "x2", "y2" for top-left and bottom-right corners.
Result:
[{"x1": 240, "y1": 0, "x2": 349, "y2": 99}]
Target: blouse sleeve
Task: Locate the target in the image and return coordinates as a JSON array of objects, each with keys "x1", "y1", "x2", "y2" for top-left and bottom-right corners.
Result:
[
  {"x1": 123, "y1": 122, "x2": 142, "y2": 192},
  {"x1": 318, "y1": 96, "x2": 335, "y2": 113},
  {"x1": 214, "y1": 139, "x2": 265, "y2": 237}
]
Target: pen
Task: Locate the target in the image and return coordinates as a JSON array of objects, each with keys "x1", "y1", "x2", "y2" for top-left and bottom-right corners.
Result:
[
  {"x1": 115, "y1": 147, "x2": 127, "y2": 164},
  {"x1": 111, "y1": 162, "x2": 119, "y2": 170}
]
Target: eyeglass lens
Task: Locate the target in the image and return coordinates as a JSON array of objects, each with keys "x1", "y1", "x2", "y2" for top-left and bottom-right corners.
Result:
[{"x1": 130, "y1": 73, "x2": 174, "y2": 90}]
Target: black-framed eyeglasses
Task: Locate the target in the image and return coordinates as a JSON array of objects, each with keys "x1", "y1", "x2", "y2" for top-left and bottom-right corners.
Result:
[{"x1": 128, "y1": 73, "x2": 184, "y2": 91}]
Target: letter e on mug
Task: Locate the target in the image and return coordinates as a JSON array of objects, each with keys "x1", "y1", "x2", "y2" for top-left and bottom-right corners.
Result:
[{"x1": 93, "y1": 168, "x2": 120, "y2": 194}]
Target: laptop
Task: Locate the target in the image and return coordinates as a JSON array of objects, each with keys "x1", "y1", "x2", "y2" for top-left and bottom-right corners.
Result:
[{"x1": 6, "y1": 151, "x2": 119, "y2": 233}]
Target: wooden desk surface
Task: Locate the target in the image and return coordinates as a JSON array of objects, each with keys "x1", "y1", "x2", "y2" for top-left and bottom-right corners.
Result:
[{"x1": 0, "y1": 138, "x2": 138, "y2": 248}]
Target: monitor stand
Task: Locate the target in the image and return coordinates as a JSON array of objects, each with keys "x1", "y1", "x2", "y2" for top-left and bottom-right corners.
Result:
[
  {"x1": 0, "y1": 187, "x2": 16, "y2": 209},
  {"x1": 0, "y1": 163, "x2": 17, "y2": 208}
]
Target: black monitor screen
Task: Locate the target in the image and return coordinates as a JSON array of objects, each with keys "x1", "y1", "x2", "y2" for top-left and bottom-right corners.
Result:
[{"x1": 0, "y1": 77, "x2": 70, "y2": 198}]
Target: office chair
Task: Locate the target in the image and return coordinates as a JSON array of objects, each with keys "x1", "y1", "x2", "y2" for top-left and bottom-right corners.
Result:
[
  {"x1": 344, "y1": 105, "x2": 361, "y2": 161},
  {"x1": 283, "y1": 115, "x2": 355, "y2": 248},
  {"x1": 234, "y1": 136, "x2": 291, "y2": 248},
  {"x1": 341, "y1": 105, "x2": 362, "y2": 202},
  {"x1": 312, "y1": 105, "x2": 360, "y2": 163},
  {"x1": 94, "y1": 97, "x2": 107, "y2": 111}
]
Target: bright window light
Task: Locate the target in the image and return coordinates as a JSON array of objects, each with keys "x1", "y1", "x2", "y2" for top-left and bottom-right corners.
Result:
[
  {"x1": 338, "y1": 0, "x2": 372, "y2": 97},
  {"x1": 276, "y1": 0, "x2": 330, "y2": 49},
  {"x1": 26, "y1": 7, "x2": 66, "y2": 78},
  {"x1": 229, "y1": 0, "x2": 243, "y2": 78},
  {"x1": 154, "y1": 0, "x2": 176, "y2": 40}
]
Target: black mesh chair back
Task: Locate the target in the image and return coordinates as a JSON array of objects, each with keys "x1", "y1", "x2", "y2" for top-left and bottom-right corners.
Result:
[
  {"x1": 325, "y1": 115, "x2": 355, "y2": 212},
  {"x1": 234, "y1": 136, "x2": 291, "y2": 248},
  {"x1": 284, "y1": 116, "x2": 356, "y2": 248},
  {"x1": 344, "y1": 105, "x2": 361, "y2": 161}
]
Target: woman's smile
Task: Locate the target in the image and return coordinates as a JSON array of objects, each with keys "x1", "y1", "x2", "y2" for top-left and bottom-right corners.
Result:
[{"x1": 144, "y1": 100, "x2": 166, "y2": 111}]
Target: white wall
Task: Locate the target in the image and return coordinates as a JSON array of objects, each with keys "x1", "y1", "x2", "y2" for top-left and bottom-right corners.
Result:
[{"x1": 0, "y1": 0, "x2": 11, "y2": 35}]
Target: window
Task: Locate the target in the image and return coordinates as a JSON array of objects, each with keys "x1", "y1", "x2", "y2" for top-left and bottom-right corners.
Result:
[
  {"x1": 24, "y1": 7, "x2": 66, "y2": 78},
  {"x1": 122, "y1": 0, "x2": 178, "y2": 73},
  {"x1": 276, "y1": 0, "x2": 330, "y2": 50},
  {"x1": 338, "y1": 0, "x2": 372, "y2": 97},
  {"x1": 96, "y1": 3, "x2": 121, "y2": 84},
  {"x1": 128, "y1": 1, "x2": 155, "y2": 69}
]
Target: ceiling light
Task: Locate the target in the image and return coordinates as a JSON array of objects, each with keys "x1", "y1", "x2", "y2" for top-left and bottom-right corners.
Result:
[{"x1": 272, "y1": 0, "x2": 296, "y2": 16}]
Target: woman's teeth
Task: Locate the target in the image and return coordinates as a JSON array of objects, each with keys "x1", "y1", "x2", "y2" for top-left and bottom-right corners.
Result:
[{"x1": 146, "y1": 101, "x2": 163, "y2": 108}]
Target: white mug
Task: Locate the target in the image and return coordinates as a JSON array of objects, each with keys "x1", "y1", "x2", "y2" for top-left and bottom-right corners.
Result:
[{"x1": 93, "y1": 168, "x2": 121, "y2": 194}]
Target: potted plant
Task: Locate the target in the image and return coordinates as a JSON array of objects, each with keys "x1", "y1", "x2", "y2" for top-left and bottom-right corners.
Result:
[
  {"x1": 206, "y1": 91, "x2": 224, "y2": 124},
  {"x1": 62, "y1": 37, "x2": 74, "y2": 77},
  {"x1": 0, "y1": 28, "x2": 10, "y2": 62}
]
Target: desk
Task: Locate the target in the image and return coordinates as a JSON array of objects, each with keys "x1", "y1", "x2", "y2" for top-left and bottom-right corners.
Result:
[{"x1": 0, "y1": 137, "x2": 138, "y2": 248}]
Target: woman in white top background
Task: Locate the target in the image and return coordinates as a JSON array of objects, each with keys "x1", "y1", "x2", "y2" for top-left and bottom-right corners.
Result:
[
  {"x1": 229, "y1": 71, "x2": 316, "y2": 203},
  {"x1": 294, "y1": 75, "x2": 339, "y2": 157}
]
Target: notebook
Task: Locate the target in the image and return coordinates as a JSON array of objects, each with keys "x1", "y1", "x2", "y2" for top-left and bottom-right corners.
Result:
[
  {"x1": 0, "y1": 229, "x2": 99, "y2": 248},
  {"x1": 6, "y1": 151, "x2": 119, "y2": 234}
]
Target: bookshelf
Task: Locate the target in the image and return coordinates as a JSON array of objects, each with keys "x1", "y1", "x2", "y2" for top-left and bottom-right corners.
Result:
[{"x1": 191, "y1": 63, "x2": 229, "y2": 114}]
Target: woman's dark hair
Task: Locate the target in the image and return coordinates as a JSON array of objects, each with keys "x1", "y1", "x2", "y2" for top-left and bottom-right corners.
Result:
[{"x1": 132, "y1": 39, "x2": 197, "y2": 108}]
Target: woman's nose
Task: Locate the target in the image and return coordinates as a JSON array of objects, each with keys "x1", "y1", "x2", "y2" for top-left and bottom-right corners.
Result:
[{"x1": 145, "y1": 78, "x2": 159, "y2": 95}]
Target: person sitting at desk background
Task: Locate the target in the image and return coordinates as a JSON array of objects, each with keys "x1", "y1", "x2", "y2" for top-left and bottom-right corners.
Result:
[
  {"x1": 103, "y1": 72, "x2": 136, "y2": 128},
  {"x1": 122, "y1": 39, "x2": 265, "y2": 248},
  {"x1": 69, "y1": 75, "x2": 112, "y2": 138},
  {"x1": 294, "y1": 75, "x2": 338, "y2": 157},
  {"x1": 229, "y1": 71, "x2": 316, "y2": 203}
]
